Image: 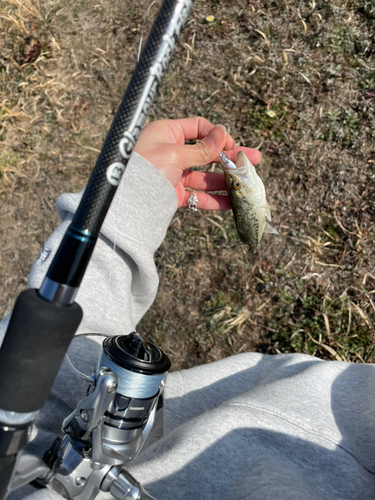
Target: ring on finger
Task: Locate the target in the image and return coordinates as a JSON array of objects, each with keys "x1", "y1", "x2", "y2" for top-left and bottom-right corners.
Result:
[{"x1": 187, "y1": 191, "x2": 198, "y2": 212}]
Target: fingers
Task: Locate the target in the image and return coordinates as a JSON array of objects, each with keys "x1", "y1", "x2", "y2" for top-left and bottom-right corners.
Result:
[
  {"x1": 181, "y1": 170, "x2": 226, "y2": 191},
  {"x1": 173, "y1": 125, "x2": 231, "y2": 168},
  {"x1": 172, "y1": 117, "x2": 235, "y2": 150},
  {"x1": 138, "y1": 117, "x2": 261, "y2": 171},
  {"x1": 173, "y1": 118, "x2": 261, "y2": 166},
  {"x1": 181, "y1": 191, "x2": 231, "y2": 211},
  {"x1": 176, "y1": 171, "x2": 230, "y2": 210},
  {"x1": 168, "y1": 119, "x2": 261, "y2": 169}
]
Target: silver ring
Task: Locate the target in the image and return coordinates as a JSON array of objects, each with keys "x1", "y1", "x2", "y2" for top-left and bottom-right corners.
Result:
[{"x1": 187, "y1": 191, "x2": 198, "y2": 212}]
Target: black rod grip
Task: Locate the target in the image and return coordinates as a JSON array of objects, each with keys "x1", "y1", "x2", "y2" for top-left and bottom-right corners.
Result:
[{"x1": 0, "y1": 289, "x2": 82, "y2": 413}]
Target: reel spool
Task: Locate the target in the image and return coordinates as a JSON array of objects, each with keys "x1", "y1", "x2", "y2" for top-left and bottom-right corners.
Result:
[{"x1": 99, "y1": 332, "x2": 171, "y2": 433}]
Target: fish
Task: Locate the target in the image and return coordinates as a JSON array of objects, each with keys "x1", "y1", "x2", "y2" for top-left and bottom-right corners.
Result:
[{"x1": 219, "y1": 151, "x2": 278, "y2": 249}]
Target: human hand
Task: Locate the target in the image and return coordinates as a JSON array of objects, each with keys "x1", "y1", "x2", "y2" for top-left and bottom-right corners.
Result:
[{"x1": 134, "y1": 117, "x2": 262, "y2": 210}]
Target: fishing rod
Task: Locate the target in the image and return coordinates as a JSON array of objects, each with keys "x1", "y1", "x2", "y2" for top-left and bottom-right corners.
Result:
[{"x1": 0, "y1": 0, "x2": 193, "y2": 497}]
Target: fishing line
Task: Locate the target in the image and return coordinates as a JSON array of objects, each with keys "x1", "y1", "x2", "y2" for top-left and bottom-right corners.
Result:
[
  {"x1": 104, "y1": 0, "x2": 156, "y2": 324},
  {"x1": 64, "y1": 353, "x2": 94, "y2": 383},
  {"x1": 74, "y1": 332, "x2": 110, "y2": 338},
  {"x1": 67, "y1": 331, "x2": 168, "y2": 398},
  {"x1": 103, "y1": 208, "x2": 119, "y2": 327},
  {"x1": 99, "y1": 349, "x2": 165, "y2": 399},
  {"x1": 65, "y1": 333, "x2": 110, "y2": 382}
]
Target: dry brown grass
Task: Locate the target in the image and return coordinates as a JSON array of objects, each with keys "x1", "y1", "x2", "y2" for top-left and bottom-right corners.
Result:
[{"x1": 1, "y1": 0, "x2": 374, "y2": 370}]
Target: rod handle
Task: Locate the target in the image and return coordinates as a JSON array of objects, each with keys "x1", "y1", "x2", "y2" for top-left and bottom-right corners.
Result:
[{"x1": 0, "y1": 289, "x2": 82, "y2": 413}]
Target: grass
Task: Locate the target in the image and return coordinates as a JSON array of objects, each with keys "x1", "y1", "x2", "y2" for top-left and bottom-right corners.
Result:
[
  {"x1": 268, "y1": 282, "x2": 375, "y2": 362},
  {"x1": 0, "y1": 0, "x2": 374, "y2": 370}
]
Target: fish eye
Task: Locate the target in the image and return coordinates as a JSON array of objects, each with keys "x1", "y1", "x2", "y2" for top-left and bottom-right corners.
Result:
[{"x1": 232, "y1": 179, "x2": 241, "y2": 190}]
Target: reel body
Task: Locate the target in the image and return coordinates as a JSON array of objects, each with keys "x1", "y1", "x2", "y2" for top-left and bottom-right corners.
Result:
[{"x1": 39, "y1": 333, "x2": 170, "y2": 500}]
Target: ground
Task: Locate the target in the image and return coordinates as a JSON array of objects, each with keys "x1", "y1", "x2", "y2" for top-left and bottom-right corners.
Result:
[{"x1": 1, "y1": 0, "x2": 374, "y2": 370}]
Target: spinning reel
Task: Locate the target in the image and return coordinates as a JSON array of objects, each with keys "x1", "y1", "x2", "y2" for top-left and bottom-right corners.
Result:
[{"x1": 30, "y1": 332, "x2": 170, "y2": 500}]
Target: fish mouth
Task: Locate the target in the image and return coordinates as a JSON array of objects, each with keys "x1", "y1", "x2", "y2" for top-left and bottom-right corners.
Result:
[{"x1": 219, "y1": 151, "x2": 237, "y2": 171}]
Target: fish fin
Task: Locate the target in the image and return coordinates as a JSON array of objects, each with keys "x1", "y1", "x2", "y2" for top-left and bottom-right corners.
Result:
[
  {"x1": 264, "y1": 222, "x2": 278, "y2": 235},
  {"x1": 260, "y1": 203, "x2": 277, "y2": 211}
]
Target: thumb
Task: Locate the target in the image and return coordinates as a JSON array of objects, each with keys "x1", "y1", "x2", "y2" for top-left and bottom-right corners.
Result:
[{"x1": 181, "y1": 124, "x2": 228, "y2": 167}]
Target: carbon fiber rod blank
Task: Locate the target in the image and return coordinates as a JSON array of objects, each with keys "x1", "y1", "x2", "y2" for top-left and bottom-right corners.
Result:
[{"x1": 40, "y1": 0, "x2": 194, "y2": 300}]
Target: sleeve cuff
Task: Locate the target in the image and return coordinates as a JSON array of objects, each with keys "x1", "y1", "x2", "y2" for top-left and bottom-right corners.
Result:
[{"x1": 55, "y1": 152, "x2": 178, "y2": 252}]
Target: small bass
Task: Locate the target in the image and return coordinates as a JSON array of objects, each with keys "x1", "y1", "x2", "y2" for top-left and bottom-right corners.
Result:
[{"x1": 219, "y1": 151, "x2": 278, "y2": 249}]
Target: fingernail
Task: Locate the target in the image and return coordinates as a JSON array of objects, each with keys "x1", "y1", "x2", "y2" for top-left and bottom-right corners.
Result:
[
  {"x1": 216, "y1": 124, "x2": 227, "y2": 135},
  {"x1": 208, "y1": 124, "x2": 227, "y2": 145}
]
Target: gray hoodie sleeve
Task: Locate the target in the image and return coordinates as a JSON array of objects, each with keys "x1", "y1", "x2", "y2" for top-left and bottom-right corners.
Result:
[{"x1": 26, "y1": 152, "x2": 178, "y2": 338}]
